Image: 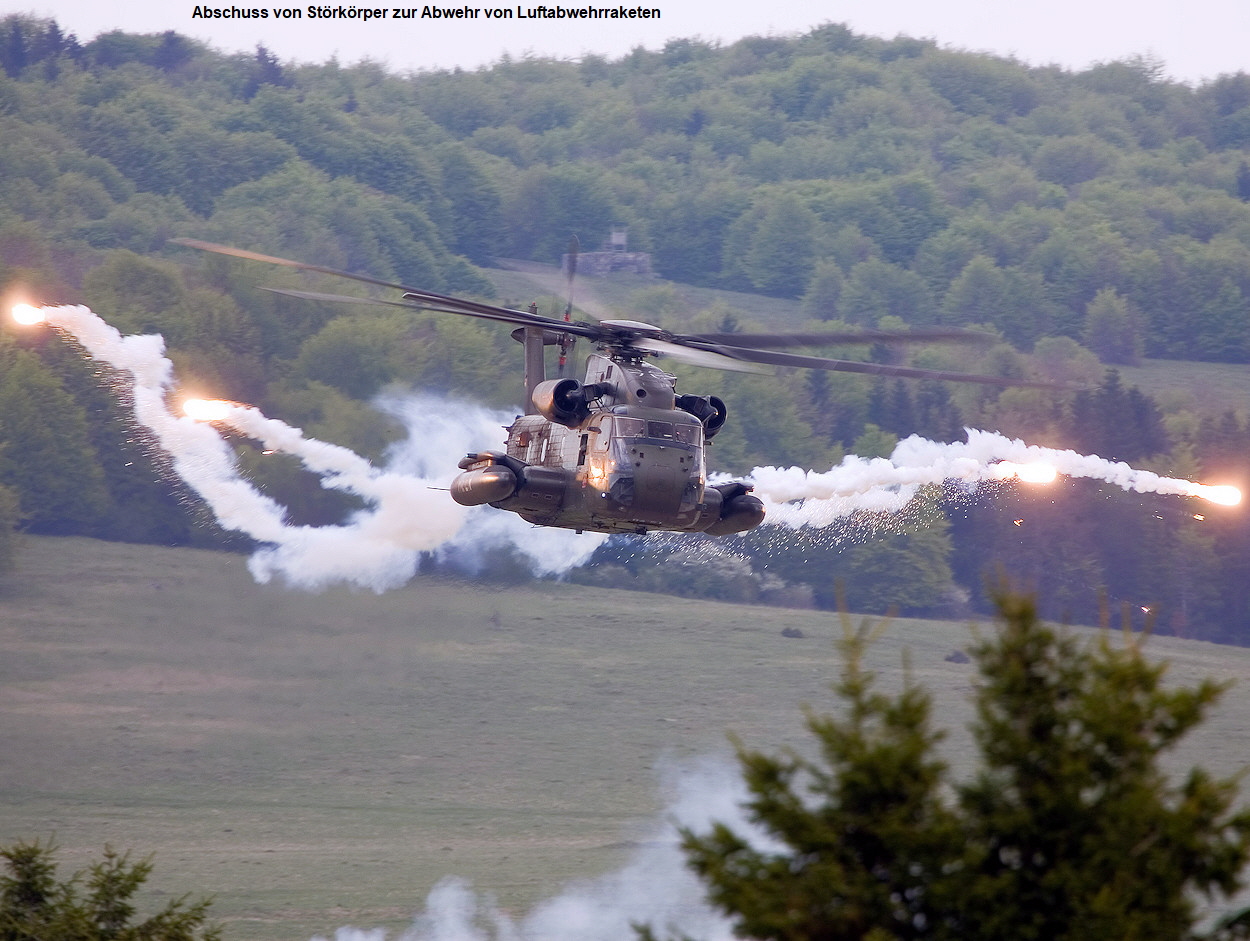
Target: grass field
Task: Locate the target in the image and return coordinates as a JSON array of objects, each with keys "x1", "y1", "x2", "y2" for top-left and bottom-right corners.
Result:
[
  {"x1": 4, "y1": 536, "x2": 1250, "y2": 940},
  {"x1": 1118, "y1": 358, "x2": 1250, "y2": 416}
]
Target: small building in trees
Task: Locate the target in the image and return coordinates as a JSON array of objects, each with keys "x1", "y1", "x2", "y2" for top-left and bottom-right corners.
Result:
[{"x1": 563, "y1": 226, "x2": 652, "y2": 277}]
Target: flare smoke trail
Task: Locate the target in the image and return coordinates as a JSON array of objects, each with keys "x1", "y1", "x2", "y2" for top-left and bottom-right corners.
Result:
[
  {"x1": 746, "y1": 428, "x2": 1240, "y2": 528},
  {"x1": 19, "y1": 305, "x2": 602, "y2": 590},
  {"x1": 14, "y1": 304, "x2": 1238, "y2": 589}
]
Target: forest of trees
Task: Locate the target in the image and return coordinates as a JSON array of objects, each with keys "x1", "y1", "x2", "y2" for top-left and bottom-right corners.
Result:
[{"x1": 2, "y1": 15, "x2": 1250, "y2": 638}]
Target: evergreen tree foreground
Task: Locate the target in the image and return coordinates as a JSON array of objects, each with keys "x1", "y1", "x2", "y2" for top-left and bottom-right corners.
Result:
[
  {"x1": 648, "y1": 591, "x2": 1250, "y2": 941},
  {"x1": 0, "y1": 841, "x2": 220, "y2": 941}
]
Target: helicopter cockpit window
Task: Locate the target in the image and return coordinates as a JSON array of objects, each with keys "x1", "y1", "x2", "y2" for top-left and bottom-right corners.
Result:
[
  {"x1": 609, "y1": 416, "x2": 701, "y2": 446},
  {"x1": 647, "y1": 420, "x2": 702, "y2": 445},
  {"x1": 672, "y1": 424, "x2": 701, "y2": 445},
  {"x1": 613, "y1": 417, "x2": 645, "y2": 438}
]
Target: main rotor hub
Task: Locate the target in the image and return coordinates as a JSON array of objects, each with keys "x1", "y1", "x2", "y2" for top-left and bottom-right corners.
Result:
[
  {"x1": 597, "y1": 319, "x2": 668, "y2": 337},
  {"x1": 595, "y1": 319, "x2": 672, "y2": 362}
]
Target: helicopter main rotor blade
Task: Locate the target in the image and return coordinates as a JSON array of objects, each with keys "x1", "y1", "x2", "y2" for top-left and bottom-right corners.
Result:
[
  {"x1": 688, "y1": 328, "x2": 996, "y2": 349},
  {"x1": 261, "y1": 288, "x2": 418, "y2": 309},
  {"x1": 173, "y1": 237, "x2": 585, "y2": 332},
  {"x1": 172, "y1": 238, "x2": 429, "y2": 295},
  {"x1": 173, "y1": 238, "x2": 1061, "y2": 390},
  {"x1": 260, "y1": 288, "x2": 534, "y2": 326},
  {"x1": 400, "y1": 291, "x2": 604, "y2": 339},
  {"x1": 263, "y1": 287, "x2": 609, "y2": 339},
  {"x1": 630, "y1": 338, "x2": 769, "y2": 374},
  {"x1": 707, "y1": 344, "x2": 1062, "y2": 389}
]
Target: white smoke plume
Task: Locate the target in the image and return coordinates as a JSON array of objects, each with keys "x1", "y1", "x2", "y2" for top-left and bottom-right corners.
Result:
[
  {"x1": 14, "y1": 304, "x2": 1238, "y2": 589},
  {"x1": 746, "y1": 428, "x2": 1240, "y2": 529},
  {"x1": 18, "y1": 305, "x2": 602, "y2": 590},
  {"x1": 310, "y1": 757, "x2": 754, "y2": 941}
]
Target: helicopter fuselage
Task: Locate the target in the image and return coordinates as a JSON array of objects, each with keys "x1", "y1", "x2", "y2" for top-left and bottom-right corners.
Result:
[{"x1": 450, "y1": 351, "x2": 765, "y2": 536}]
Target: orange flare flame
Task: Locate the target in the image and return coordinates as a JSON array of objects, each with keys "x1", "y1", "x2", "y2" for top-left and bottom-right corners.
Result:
[{"x1": 993, "y1": 461, "x2": 1058, "y2": 485}]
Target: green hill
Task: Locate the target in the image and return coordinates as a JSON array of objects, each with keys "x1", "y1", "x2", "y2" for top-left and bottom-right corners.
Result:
[{"x1": 3, "y1": 15, "x2": 1250, "y2": 644}]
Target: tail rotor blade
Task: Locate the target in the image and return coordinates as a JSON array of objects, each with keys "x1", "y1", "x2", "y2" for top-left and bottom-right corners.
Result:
[
  {"x1": 559, "y1": 235, "x2": 580, "y2": 378},
  {"x1": 564, "y1": 235, "x2": 580, "y2": 319}
]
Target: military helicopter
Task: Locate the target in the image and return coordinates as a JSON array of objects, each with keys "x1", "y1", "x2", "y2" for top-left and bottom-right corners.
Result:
[{"x1": 173, "y1": 238, "x2": 1053, "y2": 537}]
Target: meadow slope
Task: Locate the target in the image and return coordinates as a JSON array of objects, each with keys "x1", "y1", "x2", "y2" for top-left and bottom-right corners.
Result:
[{"x1": 3, "y1": 536, "x2": 1250, "y2": 939}]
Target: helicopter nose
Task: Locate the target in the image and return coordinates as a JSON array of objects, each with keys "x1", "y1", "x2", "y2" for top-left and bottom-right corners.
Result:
[{"x1": 622, "y1": 445, "x2": 691, "y2": 518}]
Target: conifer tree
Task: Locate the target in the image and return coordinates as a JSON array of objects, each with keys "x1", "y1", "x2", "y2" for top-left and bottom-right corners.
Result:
[
  {"x1": 674, "y1": 615, "x2": 957, "y2": 940},
  {"x1": 954, "y1": 592, "x2": 1250, "y2": 940},
  {"x1": 658, "y1": 591, "x2": 1250, "y2": 941},
  {"x1": 0, "y1": 841, "x2": 220, "y2": 941}
]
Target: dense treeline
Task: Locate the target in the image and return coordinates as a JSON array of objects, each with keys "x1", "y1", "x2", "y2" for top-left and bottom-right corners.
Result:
[{"x1": 0, "y1": 15, "x2": 1249, "y2": 640}]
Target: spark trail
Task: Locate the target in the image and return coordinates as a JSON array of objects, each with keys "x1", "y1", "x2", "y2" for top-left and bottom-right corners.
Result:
[{"x1": 746, "y1": 429, "x2": 1240, "y2": 529}]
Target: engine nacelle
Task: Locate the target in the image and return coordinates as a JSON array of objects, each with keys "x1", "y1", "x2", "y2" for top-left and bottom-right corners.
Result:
[
  {"x1": 676, "y1": 394, "x2": 728, "y2": 439},
  {"x1": 452, "y1": 454, "x2": 572, "y2": 521},
  {"x1": 532, "y1": 378, "x2": 591, "y2": 428},
  {"x1": 701, "y1": 481, "x2": 765, "y2": 536},
  {"x1": 451, "y1": 464, "x2": 517, "y2": 506},
  {"x1": 498, "y1": 465, "x2": 571, "y2": 519}
]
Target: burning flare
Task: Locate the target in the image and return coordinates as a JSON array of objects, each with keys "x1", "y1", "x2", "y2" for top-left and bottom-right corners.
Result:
[
  {"x1": 991, "y1": 461, "x2": 1059, "y2": 485},
  {"x1": 183, "y1": 398, "x2": 236, "y2": 422},
  {"x1": 11, "y1": 304, "x2": 45, "y2": 325},
  {"x1": 1185, "y1": 483, "x2": 1242, "y2": 506}
]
